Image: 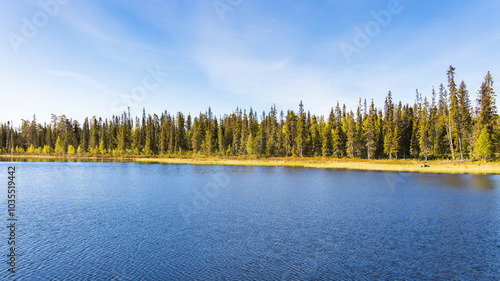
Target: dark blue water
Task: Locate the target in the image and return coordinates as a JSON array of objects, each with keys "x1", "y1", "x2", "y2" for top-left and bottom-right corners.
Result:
[{"x1": 0, "y1": 162, "x2": 499, "y2": 280}]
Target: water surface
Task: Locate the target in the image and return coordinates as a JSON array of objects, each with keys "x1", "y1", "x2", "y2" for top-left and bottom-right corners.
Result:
[{"x1": 0, "y1": 162, "x2": 499, "y2": 280}]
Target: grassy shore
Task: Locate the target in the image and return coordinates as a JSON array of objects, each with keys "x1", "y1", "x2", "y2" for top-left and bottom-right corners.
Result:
[{"x1": 1, "y1": 154, "x2": 500, "y2": 175}]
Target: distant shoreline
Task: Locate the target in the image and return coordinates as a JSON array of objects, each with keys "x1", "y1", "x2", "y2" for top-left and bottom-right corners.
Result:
[{"x1": 1, "y1": 155, "x2": 499, "y2": 175}]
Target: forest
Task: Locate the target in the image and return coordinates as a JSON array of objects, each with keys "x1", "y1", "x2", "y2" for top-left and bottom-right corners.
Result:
[{"x1": 1, "y1": 66, "x2": 498, "y2": 162}]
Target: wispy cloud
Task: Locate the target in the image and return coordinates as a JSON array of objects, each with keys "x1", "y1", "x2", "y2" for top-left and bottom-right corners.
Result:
[{"x1": 41, "y1": 69, "x2": 125, "y2": 98}]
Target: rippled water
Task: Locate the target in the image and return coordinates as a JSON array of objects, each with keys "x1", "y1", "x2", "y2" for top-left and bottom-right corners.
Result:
[{"x1": 0, "y1": 162, "x2": 499, "y2": 280}]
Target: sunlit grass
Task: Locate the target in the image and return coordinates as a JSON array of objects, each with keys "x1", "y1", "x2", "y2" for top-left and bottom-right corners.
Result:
[
  {"x1": 135, "y1": 156, "x2": 500, "y2": 175},
  {"x1": 1, "y1": 154, "x2": 499, "y2": 175}
]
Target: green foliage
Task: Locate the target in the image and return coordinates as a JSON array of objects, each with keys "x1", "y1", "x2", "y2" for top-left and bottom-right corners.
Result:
[
  {"x1": 27, "y1": 144, "x2": 35, "y2": 154},
  {"x1": 90, "y1": 146, "x2": 99, "y2": 155},
  {"x1": 55, "y1": 136, "x2": 65, "y2": 155},
  {"x1": 42, "y1": 145, "x2": 52, "y2": 154},
  {"x1": 476, "y1": 71, "x2": 496, "y2": 135},
  {"x1": 67, "y1": 145, "x2": 76, "y2": 155},
  {"x1": 418, "y1": 98, "x2": 430, "y2": 160},
  {"x1": 474, "y1": 128, "x2": 493, "y2": 163},
  {"x1": 99, "y1": 140, "x2": 106, "y2": 155},
  {"x1": 247, "y1": 133, "x2": 255, "y2": 156},
  {"x1": 143, "y1": 143, "x2": 152, "y2": 156}
]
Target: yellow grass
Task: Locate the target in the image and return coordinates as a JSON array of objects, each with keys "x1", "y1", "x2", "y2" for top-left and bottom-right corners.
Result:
[
  {"x1": 1, "y1": 154, "x2": 499, "y2": 174},
  {"x1": 135, "y1": 157, "x2": 500, "y2": 175}
]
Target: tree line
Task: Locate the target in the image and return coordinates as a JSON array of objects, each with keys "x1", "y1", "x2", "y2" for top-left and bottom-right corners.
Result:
[{"x1": 0, "y1": 67, "x2": 497, "y2": 162}]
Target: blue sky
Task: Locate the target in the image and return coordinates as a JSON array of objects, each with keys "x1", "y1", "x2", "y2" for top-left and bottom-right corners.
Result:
[{"x1": 1, "y1": 0, "x2": 499, "y2": 124}]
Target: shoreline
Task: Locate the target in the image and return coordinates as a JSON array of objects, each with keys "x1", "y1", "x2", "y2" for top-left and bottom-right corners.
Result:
[{"x1": 1, "y1": 155, "x2": 499, "y2": 175}]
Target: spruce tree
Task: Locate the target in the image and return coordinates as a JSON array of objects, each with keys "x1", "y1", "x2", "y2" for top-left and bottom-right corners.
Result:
[
  {"x1": 296, "y1": 101, "x2": 306, "y2": 157},
  {"x1": 476, "y1": 71, "x2": 496, "y2": 137},
  {"x1": 419, "y1": 97, "x2": 430, "y2": 161},
  {"x1": 310, "y1": 115, "x2": 321, "y2": 156},
  {"x1": 458, "y1": 81, "x2": 472, "y2": 158},
  {"x1": 383, "y1": 92, "x2": 394, "y2": 159},
  {"x1": 364, "y1": 100, "x2": 377, "y2": 159},
  {"x1": 448, "y1": 66, "x2": 463, "y2": 161},
  {"x1": 346, "y1": 112, "x2": 356, "y2": 158}
]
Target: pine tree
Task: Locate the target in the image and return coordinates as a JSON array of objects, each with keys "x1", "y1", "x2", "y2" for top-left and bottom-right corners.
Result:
[
  {"x1": 247, "y1": 133, "x2": 255, "y2": 157},
  {"x1": 160, "y1": 113, "x2": 168, "y2": 155},
  {"x1": 277, "y1": 111, "x2": 285, "y2": 156},
  {"x1": 419, "y1": 97, "x2": 430, "y2": 161},
  {"x1": 346, "y1": 112, "x2": 356, "y2": 158},
  {"x1": 437, "y1": 84, "x2": 449, "y2": 158},
  {"x1": 391, "y1": 103, "x2": 402, "y2": 159},
  {"x1": 448, "y1": 66, "x2": 464, "y2": 161},
  {"x1": 55, "y1": 136, "x2": 65, "y2": 155},
  {"x1": 240, "y1": 111, "x2": 249, "y2": 155},
  {"x1": 476, "y1": 71, "x2": 496, "y2": 137},
  {"x1": 429, "y1": 87, "x2": 438, "y2": 157},
  {"x1": 321, "y1": 121, "x2": 332, "y2": 157},
  {"x1": 285, "y1": 110, "x2": 297, "y2": 157},
  {"x1": 217, "y1": 118, "x2": 225, "y2": 156},
  {"x1": 310, "y1": 115, "x2": 321, "y2": 156},
  {"x1": 411, "y1": 92, "x2": 421, "y2": 158},
  {"x1": 176, "y1": 112, "x2": 186, "y2": 153},
  {"x1": 89, "y1": 117, "x2": 99, "y2": 151},
  {"x1": 296, "y1": 101, "x2": 306, "y2": 157},
  {"x1": 99, "y1": 140, "x2": 106, "y2": 155},
  {"x1": 132, "y1": 117, "x2": 142, "y2": 154},
  {"x1": 267, "y1": 105, "x2": 278, "y2": 156},
  {"x1": 205, "y1": 108, "x2": 214, "y2": 155},
  {"x1": 458, "y1": 81, "x2": 472, "y2": 158},
  {"x1": 356, "y1": 99, "x2": 364, "y2": 158},
  {"x1": 364, "y1": 100, "x2": 377, "y2": 159},
  {"x1": 192, "y1": 116, "x2": 204, "y2": 153},
  {"x1": 383, "y1": 92, "x2": 395, "y2": 159},
  {"x1": 169, "y1": 116, "x2": 176, "y2": 155},
  {"x1": 332, "y1": 102, "x2": 346, "y2": 158}
]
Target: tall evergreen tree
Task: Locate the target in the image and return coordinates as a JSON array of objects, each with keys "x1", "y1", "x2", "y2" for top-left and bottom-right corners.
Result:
[
  {"x1": 476, "y1": 71, "x2": 496, "y2": 137},
  {"x1": 419, "y1": 97, "x2": 430, "y2": 161},
  {"x1": 383, "y1": 92, "x2": 395, "y2": 159},
  {"x1": 458, "y1": 81, "x2": 472, "y2": 158},
  {"x1": 364, "y1": 100, "x2": 377, "y2": 159},
  {"x1": 346, "y1": 112, "x2": 356, "y2": 158},
  {"x1": 448, "y1": 66, "x2": 463, "y2": 161},
  {"x1": 296, "y1": 101, "x2": 306, "y2": 157}
]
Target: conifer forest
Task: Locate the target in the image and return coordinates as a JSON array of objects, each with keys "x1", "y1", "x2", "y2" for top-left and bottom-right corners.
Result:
[{"x1": 1, "y1": 67, "x2": 498, "y2": 162}]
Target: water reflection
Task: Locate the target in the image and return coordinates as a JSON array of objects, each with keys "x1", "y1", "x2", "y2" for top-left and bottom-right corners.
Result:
[{"x1": 468, "y1": 175, "x2": 498, "y2": 190}]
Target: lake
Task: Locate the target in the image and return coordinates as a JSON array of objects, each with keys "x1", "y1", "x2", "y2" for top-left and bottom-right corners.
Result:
[{"x1": 1, "y1": 162, "x2": 499, "y2": 280}]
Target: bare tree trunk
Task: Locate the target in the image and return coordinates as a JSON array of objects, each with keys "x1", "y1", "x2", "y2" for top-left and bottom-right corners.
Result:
[
  {"x1": 457, "y1": 119, "x2": 464, "y2": 161},
  {"x1": 458, "y1": 134, "x2": 464, "y2": 161},
  {"x1": 447, "y1": 112, "x2": 455, "y2": 160}
]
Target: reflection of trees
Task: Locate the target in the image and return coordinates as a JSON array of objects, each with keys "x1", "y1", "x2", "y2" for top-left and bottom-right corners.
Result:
[{"x1": 469, "y1": 175, "x2": 497, "y2": 190}]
